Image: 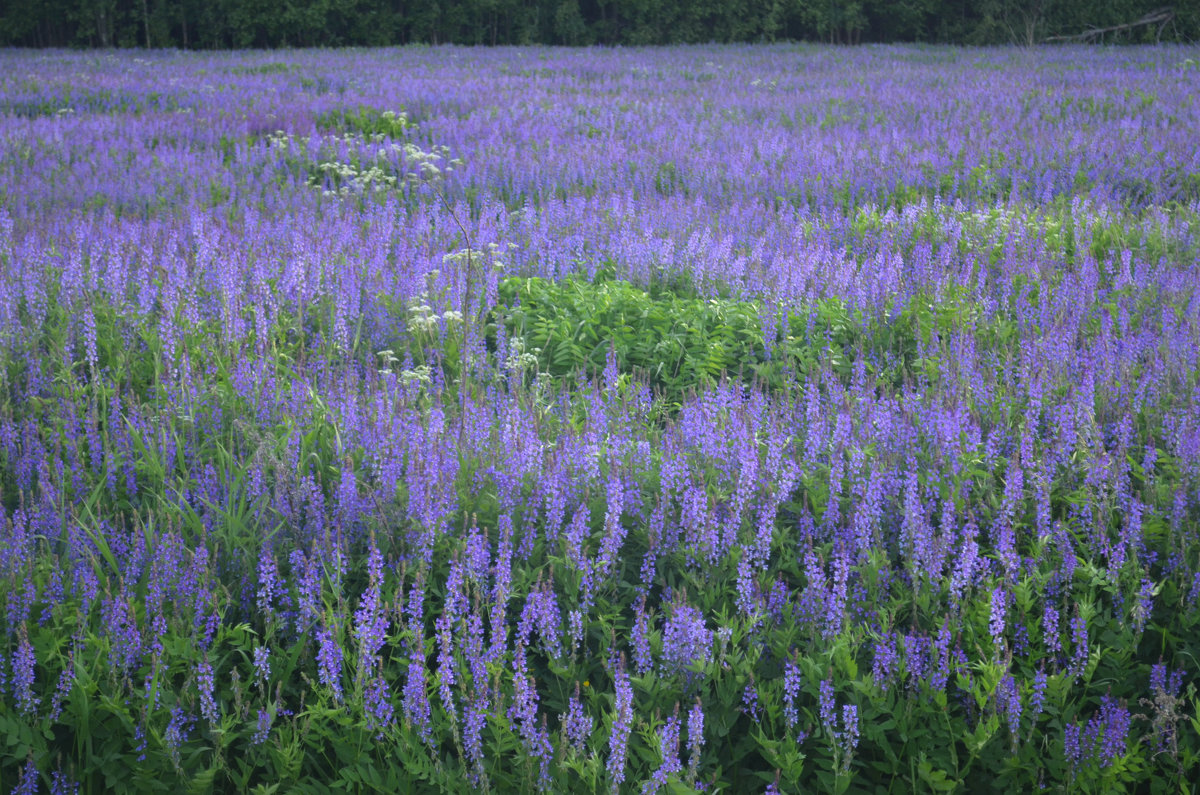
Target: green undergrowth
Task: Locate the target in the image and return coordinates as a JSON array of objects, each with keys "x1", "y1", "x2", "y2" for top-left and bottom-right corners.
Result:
[
  {"x1": 0, "y1": 285, "x2": 368, "y2": 525},
  {"x1": 0, "y1": 88, "x2": 181, "y2": 118},
  {"x1": 2, "y1": 263, "x2": 1198, "y2": 793},
  {"x1": 782, "y1": 155, "x2": 1200, "y2": 214},
  {"x1": 226, "y1": 61, "x2": 296, "y2": 76},
  {"x1": 486, "y1": 273, "x2": 1014, "y2": 406},
  {"x1": 314, "y1": 106, "x2": 415, "y2": 138},
  {"x1": 841, "y1": 200, "x2": 1200, "y2": 281}
]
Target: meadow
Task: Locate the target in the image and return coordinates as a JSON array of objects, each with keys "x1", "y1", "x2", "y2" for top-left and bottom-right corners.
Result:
[{"x1": 0, "y1": 44, "x2": 1198, "y2": 793}]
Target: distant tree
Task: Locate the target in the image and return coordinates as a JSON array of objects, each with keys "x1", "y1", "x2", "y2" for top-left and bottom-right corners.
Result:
[
  {"x1": 0, "y1": 0, "x2": 1194, "y2": 47},
  {"x1": 555, "y1": 0, "x2": 589, "y2": 44}
]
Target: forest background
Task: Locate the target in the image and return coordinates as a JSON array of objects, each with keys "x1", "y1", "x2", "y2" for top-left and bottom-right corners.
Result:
[{"x1": 2, "y1": 0, "x2": 1197, "y2": 50}]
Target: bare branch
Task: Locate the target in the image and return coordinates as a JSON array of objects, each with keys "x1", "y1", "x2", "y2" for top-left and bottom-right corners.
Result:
[{"x1": 1045, "y1": 6, "x2": 1175, "y2": 43}]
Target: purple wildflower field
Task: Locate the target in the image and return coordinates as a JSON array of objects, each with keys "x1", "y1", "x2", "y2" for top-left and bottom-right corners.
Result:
[{"x1": 0, "y1": 44, "x2": 1199, "y2": 792}]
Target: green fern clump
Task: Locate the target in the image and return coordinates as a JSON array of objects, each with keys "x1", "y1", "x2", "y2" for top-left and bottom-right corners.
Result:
[
  {"x1": 315, "y1": 107, "x2": 414, "y2": 139},
  {"x1": 492, "y1": 275, "x2": 869, "y2": 399}
]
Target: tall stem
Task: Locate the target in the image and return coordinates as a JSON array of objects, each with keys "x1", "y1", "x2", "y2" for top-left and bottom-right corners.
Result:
[{"x1": 432, "y1": 186, "x2": 474, "y2": 447}]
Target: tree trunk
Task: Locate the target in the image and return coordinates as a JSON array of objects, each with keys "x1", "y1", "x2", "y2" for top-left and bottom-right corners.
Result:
[
  {"x1": 141, "y1": 0, "x2": 152, "y2": 47},
  {"x1": 98, "y1": 4, "x2": 110, "y2": 47}
]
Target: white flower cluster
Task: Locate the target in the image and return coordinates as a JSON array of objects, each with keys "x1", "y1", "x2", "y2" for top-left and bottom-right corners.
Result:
[
  {"x1": 400, "y1": 141, "x2": 460, "y2": 183},
  {"x1": 265, "y1": 130, "x2": 295, "y2": 150},
  {"x1": 311, "y1": 159, "x2": 401, "y2": 196},
  {"x1": 964, "y1": 206, "x2": 1017, "y2": 229},
  {"x1": 400, "y1": 364, "x2": 432, "y2": 387},
  {"x1": 308, "y1": 141, "x2": 461, "y2": 198},
  {"x1": 369, "y1": 109, "x2": 411, "y2": 137},
  {"x1": 442, "y1": 241, "x2": 513, "y2": 272},
  {"x1": 377, "y1": 349, "x2": 399, "y2": 372},
  {"x1": 406, "y1": 298, "x2": 462, "y2": 335},
  {"x1": 263, "y1": 125, "x2": 460, "y2": 199},
  {"x1": 504, "y1": 337, "x2": 540, "y2": 372},
  {"x1": 376, "y1": 350, "x2": 431, "y2": 387}
]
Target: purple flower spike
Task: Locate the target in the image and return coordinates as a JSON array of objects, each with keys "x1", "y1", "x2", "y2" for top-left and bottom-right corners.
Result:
[
  {"x1": 607, "y1": 661, "x2": 634, "y2": 793},
  {"x1": 13, "y1": 629, "x2": 39, "y2": 718}
]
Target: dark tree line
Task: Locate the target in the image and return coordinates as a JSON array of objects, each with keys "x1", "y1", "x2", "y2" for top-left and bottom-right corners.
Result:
[{"x1": 1, "y1": 0, "x2": 1195, "y2": 48}]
